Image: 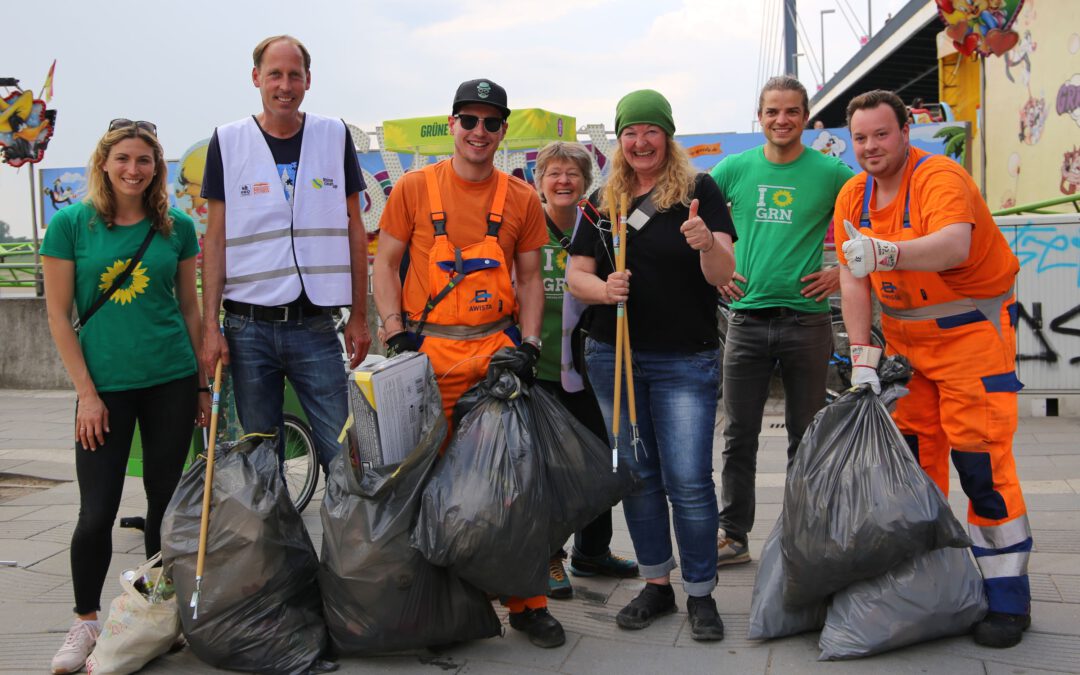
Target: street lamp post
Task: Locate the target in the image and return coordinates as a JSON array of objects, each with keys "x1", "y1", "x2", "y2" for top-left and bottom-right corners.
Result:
[{"x1": 820, "y1": 9, "x2": 836, "y2": 86}]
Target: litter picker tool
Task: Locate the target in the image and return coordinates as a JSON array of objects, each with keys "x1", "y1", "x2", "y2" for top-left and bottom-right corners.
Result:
[{"x1": 190, "y1": 359, "x2": 223, "y2": 620}]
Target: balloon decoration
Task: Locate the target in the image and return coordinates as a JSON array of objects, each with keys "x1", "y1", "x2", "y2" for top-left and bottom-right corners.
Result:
[{"x1": 936, "y1": 0, "x2": 1026, "y2": 58}]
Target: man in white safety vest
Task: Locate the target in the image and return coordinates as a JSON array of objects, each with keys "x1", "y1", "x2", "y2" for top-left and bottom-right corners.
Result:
[{"x1": 200, "y1": 34, "x2": 370, "y2": 474}]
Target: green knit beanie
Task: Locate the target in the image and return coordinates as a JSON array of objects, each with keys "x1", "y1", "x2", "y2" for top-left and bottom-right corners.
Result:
[{"x1": 615, "y1": 89, "x2": 676, "y2": 137}]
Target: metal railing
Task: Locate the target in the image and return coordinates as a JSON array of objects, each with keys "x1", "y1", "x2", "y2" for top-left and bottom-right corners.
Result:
[
  {"x1": 992, "y1": 193, "x2": 1080, "y2": 217},
  {"x1": 0, "y1": 242, "x2": 41, "y2": 291}
]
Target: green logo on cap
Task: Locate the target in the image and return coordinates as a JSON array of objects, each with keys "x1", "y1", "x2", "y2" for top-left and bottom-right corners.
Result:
[{"x1": 477, "y1": 82, "x2": 491, "y2": 99}]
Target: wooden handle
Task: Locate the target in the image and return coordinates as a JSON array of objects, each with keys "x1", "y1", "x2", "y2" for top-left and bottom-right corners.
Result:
[{"x1": 194, "y1": 359, "x2": 223, "y2": 580}]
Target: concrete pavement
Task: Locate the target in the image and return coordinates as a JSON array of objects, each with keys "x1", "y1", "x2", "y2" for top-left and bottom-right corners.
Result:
[{"x1": 1, "y1": 389, "x2": 1078, "y2": 674}]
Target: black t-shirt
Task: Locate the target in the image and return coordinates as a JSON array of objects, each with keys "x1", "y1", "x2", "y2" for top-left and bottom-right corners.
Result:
[
  {"x1": 202, "y1": 114, "x2": 364, "y2": 202},
  {"x1": 569, "y1": 174, "x2": 736, "y2": 352}
]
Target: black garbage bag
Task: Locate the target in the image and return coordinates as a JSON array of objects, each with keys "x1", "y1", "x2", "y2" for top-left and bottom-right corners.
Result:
[
  {"x1": 413, "y1": 353, "x2": 550, "y2": 598},
  {"x1": 818, "y1": 546, "x2": 987, "y2": 659},
  {"x1": 161, "y1": 433, "x2": 326, "y2": 675},
  {"x1": 319, "y1": 363, "x2": 501, "y2": 654},
  {"x1": 747, "y1": 517, "x2": 827, "y2": 640},
  {"x1": 527, "y1": 383, "x2": 636, "y2": 552},
  {"x1": 782, "y1": 384, "x2": 969, "y2": 607}
]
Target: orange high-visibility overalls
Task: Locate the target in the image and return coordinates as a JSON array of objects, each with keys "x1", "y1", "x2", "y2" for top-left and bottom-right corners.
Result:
[
  {"x1": 407, "y1": 165, "x2": 520, "y2": 426},
  {"x1": 845, "y1": 153, "x2": 1031, "y2": 617},
  {"x1": 407, "y1": 165, "x2": 548, "y2": 615}
]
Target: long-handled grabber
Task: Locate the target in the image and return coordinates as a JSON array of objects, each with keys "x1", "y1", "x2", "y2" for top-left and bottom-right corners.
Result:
[
  {"x1": 190, "y1": 359, "x2": 223, "y2": 620},
  {"x1": 616, "y1": 196, "x2": 643, "y2": 464},
  {"x1": 607, "y1": 191, "x2": 624, "y2": 473}
]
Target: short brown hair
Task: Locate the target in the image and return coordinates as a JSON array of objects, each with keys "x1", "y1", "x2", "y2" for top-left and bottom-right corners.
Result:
[
  {"x1": 758, "y1": 76, "x2": 809, "y2": 116},
  {"x1": 846, "y1": 90, "x2": 908, "y2": 129},
  {"x1": 253, "y1": 35, "x2": 311, "y2": 72}
]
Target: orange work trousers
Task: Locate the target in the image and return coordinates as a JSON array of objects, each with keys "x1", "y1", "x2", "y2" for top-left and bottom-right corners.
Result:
[{"x1": 883, "y1": 299, "x2": 1031, "y2": 616}]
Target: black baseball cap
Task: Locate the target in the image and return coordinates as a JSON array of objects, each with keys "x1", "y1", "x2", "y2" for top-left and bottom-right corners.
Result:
[{"x1": 452, "y1": 79, "x2": 510, "y2": 119}]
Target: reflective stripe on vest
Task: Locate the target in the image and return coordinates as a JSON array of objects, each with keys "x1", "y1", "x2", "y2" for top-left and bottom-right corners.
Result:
[{"x1": 220, "y1": 114, "x2": 350, "y2": 307}]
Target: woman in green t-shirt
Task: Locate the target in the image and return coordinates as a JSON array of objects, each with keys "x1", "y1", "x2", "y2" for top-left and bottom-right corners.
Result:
[{"x1": 40, "y1": 120, "x2": 209, "y2": 674}]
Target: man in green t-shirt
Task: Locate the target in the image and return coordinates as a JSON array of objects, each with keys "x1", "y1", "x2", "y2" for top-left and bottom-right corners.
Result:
[{"x1": 709, "y1": 76, "x2": 854, "y2": 566}]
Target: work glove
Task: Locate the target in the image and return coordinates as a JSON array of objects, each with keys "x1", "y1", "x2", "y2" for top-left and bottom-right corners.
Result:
[
  {"x1": 850, "y1": 344, "x2": 883, "y2": 395},
  {"x1": 842, "y1": 219, "x2": 899, "y2": 278},
  {"x1": 500, "y1": 342, "x2": 540, "y2": 386},
  {"x1": 385, "y1": 332, "x2": 419, "y2": 357}
]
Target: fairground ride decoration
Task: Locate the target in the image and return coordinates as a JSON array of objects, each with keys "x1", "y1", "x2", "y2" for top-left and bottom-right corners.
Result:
[{"x1": 0, "y1": 62, "x2": 57, "y2": 167}]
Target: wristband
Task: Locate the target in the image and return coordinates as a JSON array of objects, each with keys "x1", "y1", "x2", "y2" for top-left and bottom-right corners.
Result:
[{"x1": 197, "y1": 387, "x2": 211, "y2": 393}]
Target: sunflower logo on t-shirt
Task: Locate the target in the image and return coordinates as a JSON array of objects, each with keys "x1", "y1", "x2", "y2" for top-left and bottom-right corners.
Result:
[{"x1": 98, "y1": 259, "x2": 149, "y2": 305}]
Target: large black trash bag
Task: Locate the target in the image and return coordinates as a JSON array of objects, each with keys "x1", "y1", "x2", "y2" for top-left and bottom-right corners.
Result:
[
  {"x1": 747, "y1": 517, "x2": 827, "y2": 640},
  {"x1": 782, "y1": 382, "x2": 969, "y2": 607},
  {"x1": 413, "y1": 352, "x2": 551, "y2": 598},
  {"x1": 161, "y1": 433, "x2": 326, "y2": 675},
  {"x1": 818, "y1": 546, "x2": 987, "y2": 659},
  {"x1": 319, "y1": 364, "x2": 501, "y2": 654},
  {"x1": 527, "y1": 384, "x2": 636, "y2": 552}
]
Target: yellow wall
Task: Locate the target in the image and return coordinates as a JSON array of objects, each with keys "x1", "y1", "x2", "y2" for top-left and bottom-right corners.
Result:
[{"x1": 984, "y1": 1, "x2": 1080, "y2": 211}]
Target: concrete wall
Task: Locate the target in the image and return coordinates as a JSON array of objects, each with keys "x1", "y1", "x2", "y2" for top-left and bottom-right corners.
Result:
[{"x1": 0, "y1": 298, "x2": 70, "y2": 389}]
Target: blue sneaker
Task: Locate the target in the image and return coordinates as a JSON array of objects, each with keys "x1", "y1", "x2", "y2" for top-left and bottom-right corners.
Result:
[
  {"x1": 570, "y1": 550, "x2": 639, "y2": 578},
  {"x1": 547, "y1": 555, "x2": 572, "y2": 599}
]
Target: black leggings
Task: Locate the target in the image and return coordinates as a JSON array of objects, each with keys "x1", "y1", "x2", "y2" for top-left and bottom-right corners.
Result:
[{"x1": 71, "y1": 374, "x2": 196, "y2": 615}]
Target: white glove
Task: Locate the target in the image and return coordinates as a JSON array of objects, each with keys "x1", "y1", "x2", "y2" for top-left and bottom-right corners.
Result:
[
  {"x1": 850, "y1": 344, "x2": 882, "y2": 395},
  {"x1": 842, "y1": 220, "x2": 899, "y2": 278}
]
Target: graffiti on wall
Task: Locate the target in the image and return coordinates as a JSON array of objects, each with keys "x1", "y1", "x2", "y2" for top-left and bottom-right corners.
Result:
[{"x1": 1007, "y1": 222, "x2": 1080, "y2": 387}]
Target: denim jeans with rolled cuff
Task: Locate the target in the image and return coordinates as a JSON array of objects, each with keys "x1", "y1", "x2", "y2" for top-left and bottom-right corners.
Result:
[
  {"x1": 584, "y1": 338, "x2": 719, "y2": 597},
  {"x1": 718, "y1": 309, "x2": 831, "y2": 544},
  {"x1": 223, "y1": 310, "x2": 348, "y2": 475}
]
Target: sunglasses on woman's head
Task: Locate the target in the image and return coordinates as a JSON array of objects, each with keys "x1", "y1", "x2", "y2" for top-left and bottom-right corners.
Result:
[
  {"x1": 108, "y1": 118, "x2": 158, "y2": 136},
  {"x1": 453, "y1": 113, "x2": 504, "y2": 133}
]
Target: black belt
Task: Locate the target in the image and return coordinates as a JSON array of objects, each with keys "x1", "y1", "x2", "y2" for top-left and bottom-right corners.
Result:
[
  {"x1": 223, "y1": 299, "x2": 327, "y2": 322},
  {"x1": 738, "y1": 306, "x2": 804, "y2": 319}
]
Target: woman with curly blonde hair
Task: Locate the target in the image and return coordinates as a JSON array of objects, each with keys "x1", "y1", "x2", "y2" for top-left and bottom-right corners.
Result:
[
  {"x1": 567, "y1": 89, "x2": 736, "y2": 642},
  {"x1": 40, "y1": 119, "x2": 208, "y2": 674}
]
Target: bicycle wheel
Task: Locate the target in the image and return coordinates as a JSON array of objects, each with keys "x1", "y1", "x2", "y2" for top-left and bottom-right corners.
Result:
[
  {"x1": 827, "y1": 319, "x2": 886, "y2": 401},
  {"x1": 283, "y1": 413, "x2": 319, "y2": 512}
]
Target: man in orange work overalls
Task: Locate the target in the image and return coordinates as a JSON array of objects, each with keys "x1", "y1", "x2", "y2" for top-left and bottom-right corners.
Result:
[
  {"x1": 372, "y1": 79, "x2": 561, "y2": 648},
  {"x1": 834, "y1": 90, "x2": 1031, "y2": 649}
]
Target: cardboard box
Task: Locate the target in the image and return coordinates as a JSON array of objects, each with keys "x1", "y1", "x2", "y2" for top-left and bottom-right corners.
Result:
[{"x1": 347, "y1": 352, "x2": 432, "y2": 469}]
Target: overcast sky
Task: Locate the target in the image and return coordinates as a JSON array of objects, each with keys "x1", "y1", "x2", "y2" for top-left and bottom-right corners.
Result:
[{"x1": 1, "y1": 0, "x2": 911, "y2": 238}]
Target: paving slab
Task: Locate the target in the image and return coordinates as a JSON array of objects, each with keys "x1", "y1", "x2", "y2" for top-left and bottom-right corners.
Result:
[{"x1": 562, "y1": 635, "x2": 766, "y2": 675}]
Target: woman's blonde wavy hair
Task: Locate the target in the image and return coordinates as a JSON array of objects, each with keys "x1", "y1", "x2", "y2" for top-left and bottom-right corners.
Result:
[
  {"x1": 85, "y1": 125, "x2": 173, "y2": 236},
  {"x1": 599, "y1": 133, "x2": 695, "y2": 213}
]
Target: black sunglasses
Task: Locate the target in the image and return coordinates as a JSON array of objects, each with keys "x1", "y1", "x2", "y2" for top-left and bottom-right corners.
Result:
[
  {"x1": 453, "y1": 113, "x2": 504, "y2": 133},
  {"x1": 108, "y1": 118, "x2": 158, "y2": 136}
]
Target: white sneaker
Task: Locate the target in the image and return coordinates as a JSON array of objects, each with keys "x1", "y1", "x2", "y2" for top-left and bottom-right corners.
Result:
[{"x1": 51, "y1": 619, "x2": 100, "y2": 674}]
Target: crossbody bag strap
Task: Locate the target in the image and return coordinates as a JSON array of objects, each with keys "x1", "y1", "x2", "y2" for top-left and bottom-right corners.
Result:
[{"x1": 73, "y1": 226, "x2": 156, "y2": 333}]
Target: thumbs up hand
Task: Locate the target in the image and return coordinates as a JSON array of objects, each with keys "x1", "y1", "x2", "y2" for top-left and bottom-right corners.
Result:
[
  {"x1": 841, "y1": 219, "x2": 899, "y2": 278},
  {"x1": 680, "y1": 199, "x2": 715, "y2": 252}
]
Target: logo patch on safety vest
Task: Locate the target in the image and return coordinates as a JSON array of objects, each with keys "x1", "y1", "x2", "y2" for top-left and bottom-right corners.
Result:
[{"x1": 239, "y1": 184, "x2": 251, "y2": 197}]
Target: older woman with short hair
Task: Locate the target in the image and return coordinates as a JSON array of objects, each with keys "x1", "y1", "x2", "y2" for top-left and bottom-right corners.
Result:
[
  {"x1": 531, "y1": 141, "x2": 639, "y2": 600},
  {"x1": 567, "y1": 89, "x2": 735, "y2": 641}
]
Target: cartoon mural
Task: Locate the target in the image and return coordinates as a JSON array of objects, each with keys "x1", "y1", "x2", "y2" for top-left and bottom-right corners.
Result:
[
  {"x1": 986, "y1": 1, "x2": 1080, "y2": 210},
  {"x1": 174, "y1": 139, "x2": 211, "y2": 237},
  {"x1": 40, "y1": 123, "x2": 963, "y2": 241},
  {"x1": 1062, "y1": 147, "x2": 1080, "y2": 195}
]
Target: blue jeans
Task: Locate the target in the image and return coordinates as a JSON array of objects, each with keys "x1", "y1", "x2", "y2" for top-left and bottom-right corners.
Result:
[
  {"x1": 719, "y1": 310, "x2": 832, "y2": 542},
  {"x1": 223, "y1": 310, "x2": 348, "y2": 475},
  {"x1": 585, "y1": 338, "x2": 719, "y2": 596}
]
